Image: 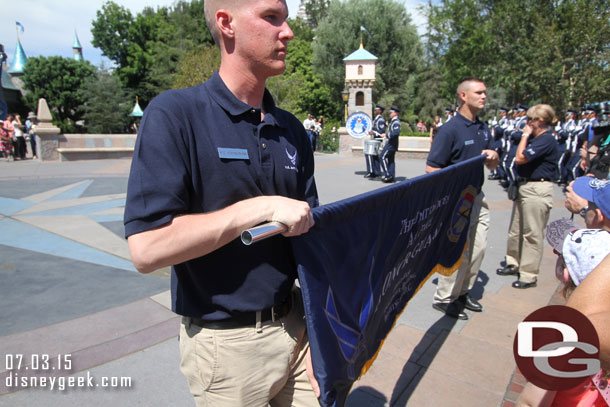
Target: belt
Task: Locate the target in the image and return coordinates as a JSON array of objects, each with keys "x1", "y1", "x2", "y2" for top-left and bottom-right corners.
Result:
[
  {"x1": 526, "y1": 178, "x2": 553, "y2": 182},
  {"x1": 187, "y1": 298, "x2": 292, "y2": 330}
]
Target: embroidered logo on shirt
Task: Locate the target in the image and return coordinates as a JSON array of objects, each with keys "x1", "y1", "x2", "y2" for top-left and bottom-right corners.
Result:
[
  {"x1": 286, "y1": 148, "x2": 297, "y2": 165},
  {"x1": 285, "y1": 148, "x2": 298, "y2": 172}
]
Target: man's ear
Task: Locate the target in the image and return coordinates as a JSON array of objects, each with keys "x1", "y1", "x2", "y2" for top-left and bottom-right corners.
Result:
[
  {"x1": 216, "y1": 9, "x2": 234, "y2": 39},
  {"x1": 594, "y1": 207, "x2": 608, "y2": 227}
]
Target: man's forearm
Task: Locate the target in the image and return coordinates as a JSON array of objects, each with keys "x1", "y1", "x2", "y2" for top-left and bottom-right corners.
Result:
[{"x1": 128, "y1": 196, "x2": 313, "y2": 274}]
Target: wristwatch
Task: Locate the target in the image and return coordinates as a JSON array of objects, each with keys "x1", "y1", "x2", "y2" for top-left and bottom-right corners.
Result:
[{"x1": 579, "y1": 206, "x2": 588, "y2": 218}]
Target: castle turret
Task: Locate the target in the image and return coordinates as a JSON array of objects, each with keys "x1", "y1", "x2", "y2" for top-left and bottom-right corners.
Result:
[
  {"x1": 73, "y1": 31, "x2": 83, "y2": 61},
  {"x1": 343, "y1": 43, "x2": 378, "y2": 119},
  {"x1": 8, "y1": 38, "x2": 27, "y2": 75}
]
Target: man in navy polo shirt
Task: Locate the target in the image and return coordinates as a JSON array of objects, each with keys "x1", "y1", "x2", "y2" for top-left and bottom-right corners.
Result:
[
  {"x1": 427, "y1": 78, "x2": 499, "y2": 320},
  {"x1": 123, "y1": 1, "x2": 319, "y2": 406}
]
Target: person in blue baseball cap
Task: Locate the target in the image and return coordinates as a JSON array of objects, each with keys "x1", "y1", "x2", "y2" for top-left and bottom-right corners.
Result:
[{"x1": 572, "y1": 177, "x2": 610, "y2": 230}]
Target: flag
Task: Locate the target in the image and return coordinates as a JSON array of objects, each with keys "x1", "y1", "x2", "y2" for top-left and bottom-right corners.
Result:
[
  {"x1": 16, "y1": 21, "x2": 24, "y2": 33},
  {"x1": 360, "y1": 25, "x2": 371, "y2": 37},
  {"x1": 291, "y1": 155, "x2": 486, "y2": 407}
]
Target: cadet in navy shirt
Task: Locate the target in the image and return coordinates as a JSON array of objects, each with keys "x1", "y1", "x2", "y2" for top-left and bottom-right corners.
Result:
[
  {"x1": 497, "y1": 104, "x2": 560, "y2": 290},
  {"x1": 428, "y1": 78, "x2": 499, "y2": 321},
  {"x1": 124, "y1": 1, "x2": 320, "y2": 405}
]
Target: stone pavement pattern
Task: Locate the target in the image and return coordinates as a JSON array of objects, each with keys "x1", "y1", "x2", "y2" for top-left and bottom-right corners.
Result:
[{"x1": 0, "y1": 155, "x2": 575, "y2": 406}]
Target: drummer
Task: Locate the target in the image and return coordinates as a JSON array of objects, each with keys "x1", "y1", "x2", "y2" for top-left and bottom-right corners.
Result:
[{"x1": 364, "y1": 104, "x2": 386, "y2": 179}]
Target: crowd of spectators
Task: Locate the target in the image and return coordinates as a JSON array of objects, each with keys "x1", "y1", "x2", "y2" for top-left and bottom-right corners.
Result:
[{"x1": 1, "y1": 112, "x2": 38, "y2": 161}]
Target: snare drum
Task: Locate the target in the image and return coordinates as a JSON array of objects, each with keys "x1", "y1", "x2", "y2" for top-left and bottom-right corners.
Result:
[{"x1": 364, "y1": 139, "x2": 381, "y2": 156}]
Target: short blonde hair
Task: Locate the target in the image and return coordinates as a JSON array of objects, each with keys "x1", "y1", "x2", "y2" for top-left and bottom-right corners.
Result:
[
  {"x1": 527, "y1": 104, "x2": 558, "y2": 127},
  {"x1": 204, "y1": 0, "x2": 221, "y2": 46}
]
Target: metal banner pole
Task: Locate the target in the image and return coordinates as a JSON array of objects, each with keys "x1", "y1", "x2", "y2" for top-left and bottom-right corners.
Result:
[{"x1": 241, "y1": 222, "x2": 287, "y2": 245}]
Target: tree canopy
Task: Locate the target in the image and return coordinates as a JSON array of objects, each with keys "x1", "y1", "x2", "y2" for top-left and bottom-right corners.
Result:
[
  {"x1": 91, "y1": 0, "x2": 213, "y2": 105},
  {"x1": 22, "y1": 56, "x2": 96, "y2": 132},
  {"x1": 79, "y1": 70, "x2": 133, "y2": 134},
  {"x1": 425, "y1": 0, "x2": 610, "y2": 115}
]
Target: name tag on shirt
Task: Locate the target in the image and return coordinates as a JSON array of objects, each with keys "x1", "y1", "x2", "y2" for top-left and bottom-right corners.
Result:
[
  {"x1": 464, "y1": 140, "x2": 474, "y2": 146},
  {"x1": 218, "y1": 148, "x2": 249, "y2": 160}
]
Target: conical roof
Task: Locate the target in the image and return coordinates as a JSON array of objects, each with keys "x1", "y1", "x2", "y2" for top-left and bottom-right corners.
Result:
[
  {"x1": 129, "y1": 97, "x2": 144, "y2": 117},
  {"x1": 343, "y1": 44, "x2": 378, "y2": 62},
  {"x1": 8, "y1": 40, "x2": 27, "y2": 74},
  {"x1": 73, "y1": 31, "x2": 82, "y2": 49}
]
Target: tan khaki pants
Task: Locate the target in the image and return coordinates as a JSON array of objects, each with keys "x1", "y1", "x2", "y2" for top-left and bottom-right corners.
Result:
[
  {"x1": 505, "y1": 181, "x2": 554, "y2": 283},
  {"x1": 179, "y1": 295, "x2": 317, "y2": 407},
  {"x1": 434, "y1": 192, "x2": 489, "y2": 304}
]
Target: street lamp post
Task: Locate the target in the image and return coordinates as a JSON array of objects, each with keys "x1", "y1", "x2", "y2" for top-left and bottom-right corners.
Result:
[{"x1": 341, "y1": 88, "x2": 349, "y2": 124}]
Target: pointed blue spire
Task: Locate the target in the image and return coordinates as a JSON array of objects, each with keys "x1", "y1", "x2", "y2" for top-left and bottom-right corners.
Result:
[
  {"x1": 73, "y1": 31, "x2": 84, "y2": 61},
  {"x1": 8, "y1": 39, "x2": 27, "y2": 74},
  {"x1": 73, "y1": 31, "x2": 82, "y2": 49},
  {"x1": 129, "y1": 97, "x2": 144, "y2": 117}
]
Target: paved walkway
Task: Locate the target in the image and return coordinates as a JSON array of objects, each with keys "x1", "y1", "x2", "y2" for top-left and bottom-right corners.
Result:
[{"x1": 0, "y1": 154, "x2": 577, "y2": 406}]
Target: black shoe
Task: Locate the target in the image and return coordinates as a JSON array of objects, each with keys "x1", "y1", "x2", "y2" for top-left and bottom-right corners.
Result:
[
  {"x1": 364, "y1": 173, "x2": 373, "y2": 178},
  {"x1": 432, "y1": 302, "x2": 468, "y2": 320},
  {"x1": 512, "y1": 280, "x2": 537, "y2": 289},
  {"x1": 458, "y1": 294, "x2": 483, "y2": 312},
  {"x1": 496, "y1": 265, "x2": 518, "y2": 276},
  {"x1": 381, "y1": 176, "x2": 394, "y2": 183}
]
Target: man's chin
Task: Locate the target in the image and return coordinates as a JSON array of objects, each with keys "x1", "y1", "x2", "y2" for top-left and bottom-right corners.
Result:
[{"x1": 267, "y1": 63, "x2": 287, "y2": 77}]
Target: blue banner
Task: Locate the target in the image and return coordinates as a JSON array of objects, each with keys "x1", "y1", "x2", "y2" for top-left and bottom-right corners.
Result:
[{"x1": 291, "y1": 155, "x2": 486, "y2": 407}]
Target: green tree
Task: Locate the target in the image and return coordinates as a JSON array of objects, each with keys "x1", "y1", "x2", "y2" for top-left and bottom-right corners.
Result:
[
  {"x1": 282, "y1": 36, "x2": 342, "y2": 119},
  {"x1": 424, "y1": 0, "x2": 610, "y2": 112},
  {"x1": 173, "y1": 45, "x2": 221, "y2": 89},
  {"x1": 90, "y1": 1, "x2": 134, "y2": 71},
  {"x1": 412, "y1": 66, "x2": 450, "y2": 123},
  {"x1": 312, "y1": 0, "x2": 423, "y2": 114},
  {"x1": 425, "y1": 0, "x2": 496, "y2": 99},
  {"x1": 79, "y1": 70, "x2": 132, "y2": 134},
  {"x1": 304, "y1": 0, "x2": 331, "y2": 29},
  {"x1": 22, "y1": 56, "x2": 96, "y2": 133},
  {"x1": 92, "y1": 1, "x2": 214, "y2": 104}
]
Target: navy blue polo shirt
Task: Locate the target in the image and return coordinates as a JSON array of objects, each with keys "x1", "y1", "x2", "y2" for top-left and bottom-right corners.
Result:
[
  {"x1": 426, "y1": 112, "x2": 492, "y2": 168},
  {"x1": 124, "y1": 71, "x2": 318, "y2": 320},
  {"x1": 516, "y1": 131, "x2": 560, "y2": 180}
]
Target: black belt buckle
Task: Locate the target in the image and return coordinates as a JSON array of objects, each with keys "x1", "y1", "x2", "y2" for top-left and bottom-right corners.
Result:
[{"x1": 189, "y1": 297, "x2": 291, "y2": 329}]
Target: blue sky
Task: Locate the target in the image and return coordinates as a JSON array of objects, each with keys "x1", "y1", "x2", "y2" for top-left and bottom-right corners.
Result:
[{"x1": 1, "y1": 0, "x2": 429, "y2": 69}]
